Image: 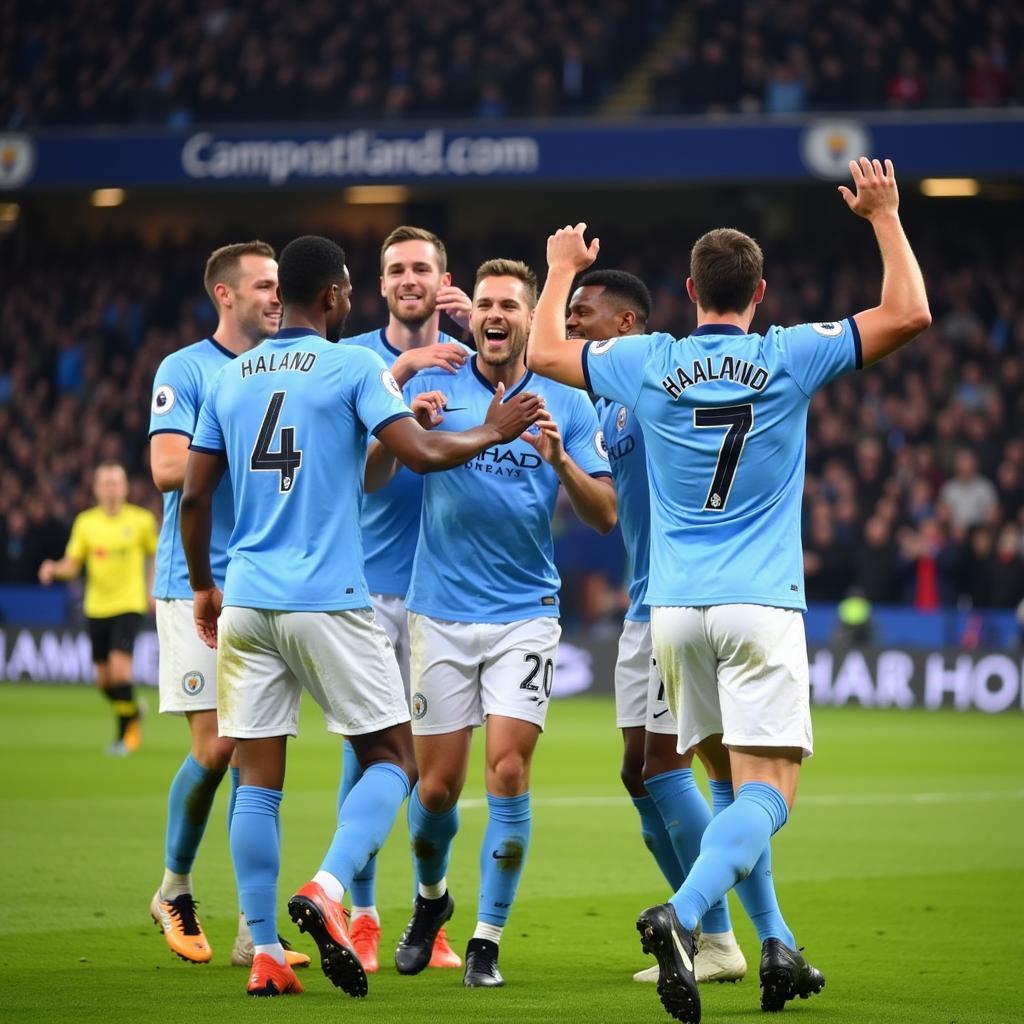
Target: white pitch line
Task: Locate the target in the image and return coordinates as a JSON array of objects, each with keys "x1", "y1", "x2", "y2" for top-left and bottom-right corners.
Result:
[{"x1": 458, "y1": 789, "x2": 1024, "y2": 811}]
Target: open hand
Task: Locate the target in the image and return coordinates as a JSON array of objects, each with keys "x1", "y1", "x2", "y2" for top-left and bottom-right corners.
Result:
[
  {"x1": 484, "y1": 383, "x2": 547, "y2": 443},
  {"x1": 838, "y1": 158, "x2": 899, "y2": 221}
]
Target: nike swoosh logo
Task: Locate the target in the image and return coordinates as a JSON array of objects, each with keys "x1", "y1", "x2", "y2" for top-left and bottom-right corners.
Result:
[
  {"x1": 491, "y1": 851, "x2": 516, "y2": 860},
  {"x1": 671, "y1": 928, "x2": 694, "y2": 973},
  {"x1": 443, "y1": 406, "x2": 467, "y2": 412},
  {"x1": 653, "y1": 709, "x2": 669, "y2": 718}
]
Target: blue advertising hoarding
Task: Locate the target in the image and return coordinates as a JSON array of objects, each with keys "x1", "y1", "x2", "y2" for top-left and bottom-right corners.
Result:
[{"x1": 1, "y1": 112, "x2": 1022, "y2": 190}]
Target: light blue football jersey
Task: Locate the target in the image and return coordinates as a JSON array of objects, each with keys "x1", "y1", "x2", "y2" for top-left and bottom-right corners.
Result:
[
  {"x1": 149, "y1": 337, "x2": 239, "y2": 600},
  {"x1": 190, "y1": 328, "x2": 413, "y2": 611},
  {"x1": 345, "y1": 328, "x2": 467, "y2": 597},
  {"x1": 583, "y1": 320, "x2": 861, "y2": 610},
  {"x1": 405, "y1": 359, "x2": 612, "y2": 623},
  {"x1": 595, "y1": 397, "x2": 650, "y2": 623}
]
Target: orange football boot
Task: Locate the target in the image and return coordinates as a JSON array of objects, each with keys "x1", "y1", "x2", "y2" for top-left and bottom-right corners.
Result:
[
  {"x1": 123, "y1": 719, "x2": 142, "y2": 753},
  {"x1": 288, "y1": 881, "x2": 368, "y2": 997},
  {"x1": 429, "y1": 926, "x2": 463, "y2": 969},
  {"x1": 247, "y1": 953, "x2": 304, "y2": 996},
  {"x1": 350, "y1": 915, "x2": 381, "y2": 973},
  {"x1": 150, "y1": 890, "x2": 212, "y2": 963}
]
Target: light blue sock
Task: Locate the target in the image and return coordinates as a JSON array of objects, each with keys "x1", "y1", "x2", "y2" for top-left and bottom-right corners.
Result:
[
  {"x1": 230, "y1": 785, "x2": 283, "y2": 946},
  {"x1": 321, "y1": 762, "x2": 411, "y2": 889},
  {"x1": 227, "y1": 765, "x2": 240, "y2": 834},
  {"x1": 631, "y1": 794, "x2": 685, "y2": 891},
  {"x1": 669, "y1": 782, "x2": 789, "y2": 932},
  {"x1": 337, "y1": 741, "x2": 376, "y2": 906},
  {"x1": 407, "y1": 783, "x2": 460, "y2": 887},
  {"x1": 478, "y1": 792, "x2": 531, "y2": 926},
  {"x1": 709, "y1": 779, "x2": 795, "y2": 946},
  {"x1": 645, "y1": 768, "x2": 731, "y2": 933},
  {"x1": 164, "y1": 754, "x2": 225, "y2": 874}
]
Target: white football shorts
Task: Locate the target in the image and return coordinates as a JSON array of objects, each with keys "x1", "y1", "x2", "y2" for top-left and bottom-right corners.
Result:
[
  {"x1": 613, "y1": 618, "x2": 677, "y2": 736},
  {"x1": 408, "y1": 612, "x2": 561, "y2": 735},
  {"x1": 216, "y1": 605, "x2": 410, "y2": 739},
  {"x1": 651, "y1": 604, "x2": 813, "y2": 758},
  {"x1": 371, "y1": 592, "x2": 410, "y2": 691},
  {"x1": 156, "y1": 598, "x2": 219, "y2": 714}
]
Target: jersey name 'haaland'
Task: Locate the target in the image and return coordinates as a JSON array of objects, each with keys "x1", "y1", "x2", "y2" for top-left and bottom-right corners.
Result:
[
  {"x1": 595, "y1": 397, "x2": 650, "y2": 623},
  {"x1": 583, "y1": 320, "x2": 861, "y2": 611},
  {"x1": 190, "y1": 328, "x2": 413, "y2": 612},
  {"x1": 406, "y1": 359, "x2": 611, "y2": 623},
  {"x1": 149, "y1": 337, "x2": 239, "y2": 600},
  {"x1": 345, "y1": 328, "x2": 469, "y2": 598}
]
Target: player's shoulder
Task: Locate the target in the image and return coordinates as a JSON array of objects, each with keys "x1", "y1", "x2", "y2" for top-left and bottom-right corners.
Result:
[
  {"x1": 342, "y1": 328, "x2": 386, "y2": 353},
  {"x1": 531, "y1": 370, "x2": 593, "y2": 406},
  {"x1": 156, "y1": 337, "x2": 230, "y2": 376}
]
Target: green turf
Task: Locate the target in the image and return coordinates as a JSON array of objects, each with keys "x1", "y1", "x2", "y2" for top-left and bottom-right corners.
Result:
[{"x1": 1, "y1": 683, "x2": 1021, "y2": 1023}]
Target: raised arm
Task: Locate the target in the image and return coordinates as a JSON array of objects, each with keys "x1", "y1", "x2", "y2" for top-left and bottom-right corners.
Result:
[
  {"x1": 526, "y1": 223, "x2": 601, "y2": 387},
  {"x1": 376, "y1": 384, "x2": 546, "y2": 474},
  {"x1": 840, "y1": 158, "x2": 931, "y2": 366}
]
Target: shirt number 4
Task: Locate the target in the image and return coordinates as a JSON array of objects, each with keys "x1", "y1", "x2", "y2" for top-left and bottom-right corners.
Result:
[
  {"x1": 251, "y1": 391, "x2": 303, "y2": 493},
  {"x1": 693, "y1": 403, "x2": 753, "y2": 512}
]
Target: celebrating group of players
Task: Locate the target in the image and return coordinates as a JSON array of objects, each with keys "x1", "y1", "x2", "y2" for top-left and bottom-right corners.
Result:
[{"x1": 47, "y1": 157, "x2": 929, "y2": 1024}]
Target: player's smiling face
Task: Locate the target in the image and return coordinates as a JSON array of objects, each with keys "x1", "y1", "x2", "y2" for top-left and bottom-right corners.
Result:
[
  {"x1": 232, "y1": 255, "x2": 282, "y2": 340},
  {"x1": 567, "y1": 286, "x2": 625, "y2": 341},
  {"x1": 381, "y1": 240, "x2": 449, "y2": 327},
  {"x1": 472, "y1": 275, "x2": 533, "y2": 367}
]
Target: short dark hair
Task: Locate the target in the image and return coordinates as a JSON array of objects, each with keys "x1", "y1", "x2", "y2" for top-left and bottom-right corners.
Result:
[
  {"x1": 475, "y1": 259, "x2": 537, "y2": 307},
  {"x1": 380, "y1": 226, "x2": 448, "y2": 274},
  {"x1": 203, "y1": 240, "x2": 276, "y2": 304},
  {"x1": 576, "y1": 269, "x2": 652, "y2": 327},
  {"x1": 278, "y1": 236, "x2": 347, "y2": 306},
  {"x1": 689, "y1": 228, "x2": 764, "y2": 314}
]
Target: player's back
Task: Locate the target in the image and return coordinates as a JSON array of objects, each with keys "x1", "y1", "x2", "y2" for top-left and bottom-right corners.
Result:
[
  {"x1": 192, "y1": 328, "x2": 411, "y2": 612},
  {"x1": 587, "y1": 319, "x2": 859, "y2": 610}
]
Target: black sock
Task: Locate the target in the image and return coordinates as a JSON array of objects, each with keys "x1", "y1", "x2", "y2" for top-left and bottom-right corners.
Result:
[{"x1": 108, "y1": 683, "x2": 138, "y2": 739}]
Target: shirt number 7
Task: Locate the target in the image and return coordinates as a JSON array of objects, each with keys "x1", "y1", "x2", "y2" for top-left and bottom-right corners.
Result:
[{"x1": 693, "y1": 403, "x2": 753, "y2": 512}]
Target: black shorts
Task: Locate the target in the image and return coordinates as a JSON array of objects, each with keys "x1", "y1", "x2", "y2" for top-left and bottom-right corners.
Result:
[{"x1": 87, "y1": 613, "x2": 142, "y2": 663}]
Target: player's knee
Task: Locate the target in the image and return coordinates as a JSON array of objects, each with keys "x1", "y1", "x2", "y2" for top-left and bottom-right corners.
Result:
[
  {"x1": 418, "y1": 774, "x2": 459, "y2": 812},
  {"x1": 641, "y1": 746, "x2": 693, "y2": 782},
  {"x1": 487, "y1": 751, "x2": 529, "y2": 797},
  {"x1": 619, "y1": 759, "x2": 646, "y2": 798},
  {"x1": 195, "y1": 734, "x2": 235, "y2": 773}
]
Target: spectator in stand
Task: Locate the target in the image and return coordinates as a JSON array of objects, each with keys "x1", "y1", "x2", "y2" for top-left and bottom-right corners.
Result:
[
  {"x1": 940, "y1": 450, "x2": 999, "y2": 532},
  {"x1": 857, "y1": 517, "x2": 905, "y2": 602}
]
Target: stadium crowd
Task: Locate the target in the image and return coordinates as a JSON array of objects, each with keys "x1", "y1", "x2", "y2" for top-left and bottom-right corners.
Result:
[
  {"x1": 3, "y1": 0, "x2": 1021, "y2": 127},
  {"x1": 652, "y1": 0, "x2": 1024, "y2": 115},
  {"x1": 1, "y1": 217, "x2": 1022, "y2": 619},
  {"x1": 1, "y1": 0, "x2": 668, "y2": 126}
]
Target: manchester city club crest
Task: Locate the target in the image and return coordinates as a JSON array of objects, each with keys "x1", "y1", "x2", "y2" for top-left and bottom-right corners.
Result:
[
  {"x1": 616, "y1": 406, "x2": 627, "y2": 432},
  {"x1": 412, "y1": 692, "x2": 428, "y2": 719},
  {"x1": 182, "y1": 671, "x2": 205, "y2": 696}
]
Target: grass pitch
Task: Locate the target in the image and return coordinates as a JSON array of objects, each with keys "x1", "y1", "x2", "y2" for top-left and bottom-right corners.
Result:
[{"x1": 1, "y1": 683, "x2": 1021, "y2": 1024}]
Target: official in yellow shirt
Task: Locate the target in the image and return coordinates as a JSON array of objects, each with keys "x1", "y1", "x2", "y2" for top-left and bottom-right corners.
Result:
[{"x1": 39, "y1": 461, "x2": 158, "y2": 755}]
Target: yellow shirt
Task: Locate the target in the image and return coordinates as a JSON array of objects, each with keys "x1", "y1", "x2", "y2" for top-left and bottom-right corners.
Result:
[{"x1": 65, "y1": 504, "x2": 159, "y2": 618}]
